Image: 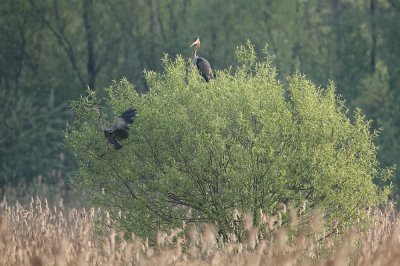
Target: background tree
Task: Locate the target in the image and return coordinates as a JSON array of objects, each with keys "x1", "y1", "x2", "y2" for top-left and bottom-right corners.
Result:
[{"x1": 0, "y1": 88, "x2": 74, "y2": 187}]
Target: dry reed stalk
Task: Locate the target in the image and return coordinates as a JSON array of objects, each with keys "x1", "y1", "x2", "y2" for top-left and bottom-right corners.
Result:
[{"x1": 0, "y1": 196, "x2": 399, "y2": 265}]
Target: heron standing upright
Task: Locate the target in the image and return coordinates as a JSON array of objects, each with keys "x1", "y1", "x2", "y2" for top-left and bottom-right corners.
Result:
[{"x1": 190, "y1": 37, "x2": 215, "y2": 82}]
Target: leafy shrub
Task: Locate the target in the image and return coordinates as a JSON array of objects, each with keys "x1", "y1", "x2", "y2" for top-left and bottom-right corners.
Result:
[{"x1": 66, "y1": 43, "x2": 391, "y2": 238}]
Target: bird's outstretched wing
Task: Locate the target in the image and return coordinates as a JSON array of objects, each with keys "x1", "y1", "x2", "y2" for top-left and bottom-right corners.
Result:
[
  {"x1": 102, "y1": 107, "x2": 138, "y2": 150},
  {"x1": 113, "y1": 108, "x2": 137, "y2": 140},
  {"x1": 120, "y1": 108, "x2": 137, "y2": 124}
]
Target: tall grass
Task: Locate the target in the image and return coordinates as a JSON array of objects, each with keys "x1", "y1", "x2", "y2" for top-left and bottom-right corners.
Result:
[{"x1": 0, "y1": 197, "x2": 398, "y2": 265}]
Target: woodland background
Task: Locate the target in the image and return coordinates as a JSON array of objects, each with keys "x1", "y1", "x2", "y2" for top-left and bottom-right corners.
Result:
[{"x1": 0, "y1": 0, "x2": 399, "y2": 204}]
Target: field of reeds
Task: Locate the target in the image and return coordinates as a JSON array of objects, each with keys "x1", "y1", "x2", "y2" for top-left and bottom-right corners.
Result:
[{"x1": 0, "y1": 196, "x2": 399, "y2": 266}]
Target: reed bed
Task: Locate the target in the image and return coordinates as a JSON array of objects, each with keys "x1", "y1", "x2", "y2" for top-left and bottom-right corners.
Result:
[{"x1": 0, "y1": 196, "x2": 398, "y2": 265}]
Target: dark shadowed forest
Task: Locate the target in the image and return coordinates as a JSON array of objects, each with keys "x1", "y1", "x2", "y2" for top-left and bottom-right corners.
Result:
[{"x1": 0, "y1": 0, "x2": 399, "y2": 201}]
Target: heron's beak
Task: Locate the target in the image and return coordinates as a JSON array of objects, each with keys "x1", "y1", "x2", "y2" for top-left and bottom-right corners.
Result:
[{"x1": 190, "y1": 40, "x2": 200, "y2": 47}]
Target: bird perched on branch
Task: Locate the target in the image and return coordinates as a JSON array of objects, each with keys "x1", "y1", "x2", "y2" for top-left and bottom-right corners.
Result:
[
  {"x1": 190, "y1": 37, "x2": 215, "y2": 82},
  {"x1": 95, "y1": 107, "x2": 138, "y2": 150}
]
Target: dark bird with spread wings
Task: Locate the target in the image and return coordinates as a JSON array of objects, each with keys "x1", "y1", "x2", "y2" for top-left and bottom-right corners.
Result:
[
  {"x1": 190, "y1": 37, "x2": 215, "y2": 82},
  {"x1": 95, "y1": 107, "x2": 138, "y2": 150}
]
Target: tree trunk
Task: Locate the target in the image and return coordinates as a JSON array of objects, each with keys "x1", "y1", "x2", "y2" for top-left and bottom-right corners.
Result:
[
  {"x1": 330, "y1": 0, "x2": 341, "y2": 78},
  {"x1": 370, "y1": 0, "x2": 376, "y2": 74},
  {"x1": 83, "y1": 0, "x2": 96, "y2": 90}
]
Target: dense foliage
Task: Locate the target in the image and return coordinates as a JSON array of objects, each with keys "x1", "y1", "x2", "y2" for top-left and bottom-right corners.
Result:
[{"x1": 66, "y1": 44, "x2": 390, "y2": 238}]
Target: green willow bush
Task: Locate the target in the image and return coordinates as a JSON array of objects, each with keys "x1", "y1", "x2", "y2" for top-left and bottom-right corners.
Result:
[{"x1": 66, "y1": 43, "x2": 391, "y2": 238}]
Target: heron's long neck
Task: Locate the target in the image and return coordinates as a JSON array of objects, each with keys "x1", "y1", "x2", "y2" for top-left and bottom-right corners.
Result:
[{"x1": 191, "y1": 44, "x2": 200, "y2": 62}]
